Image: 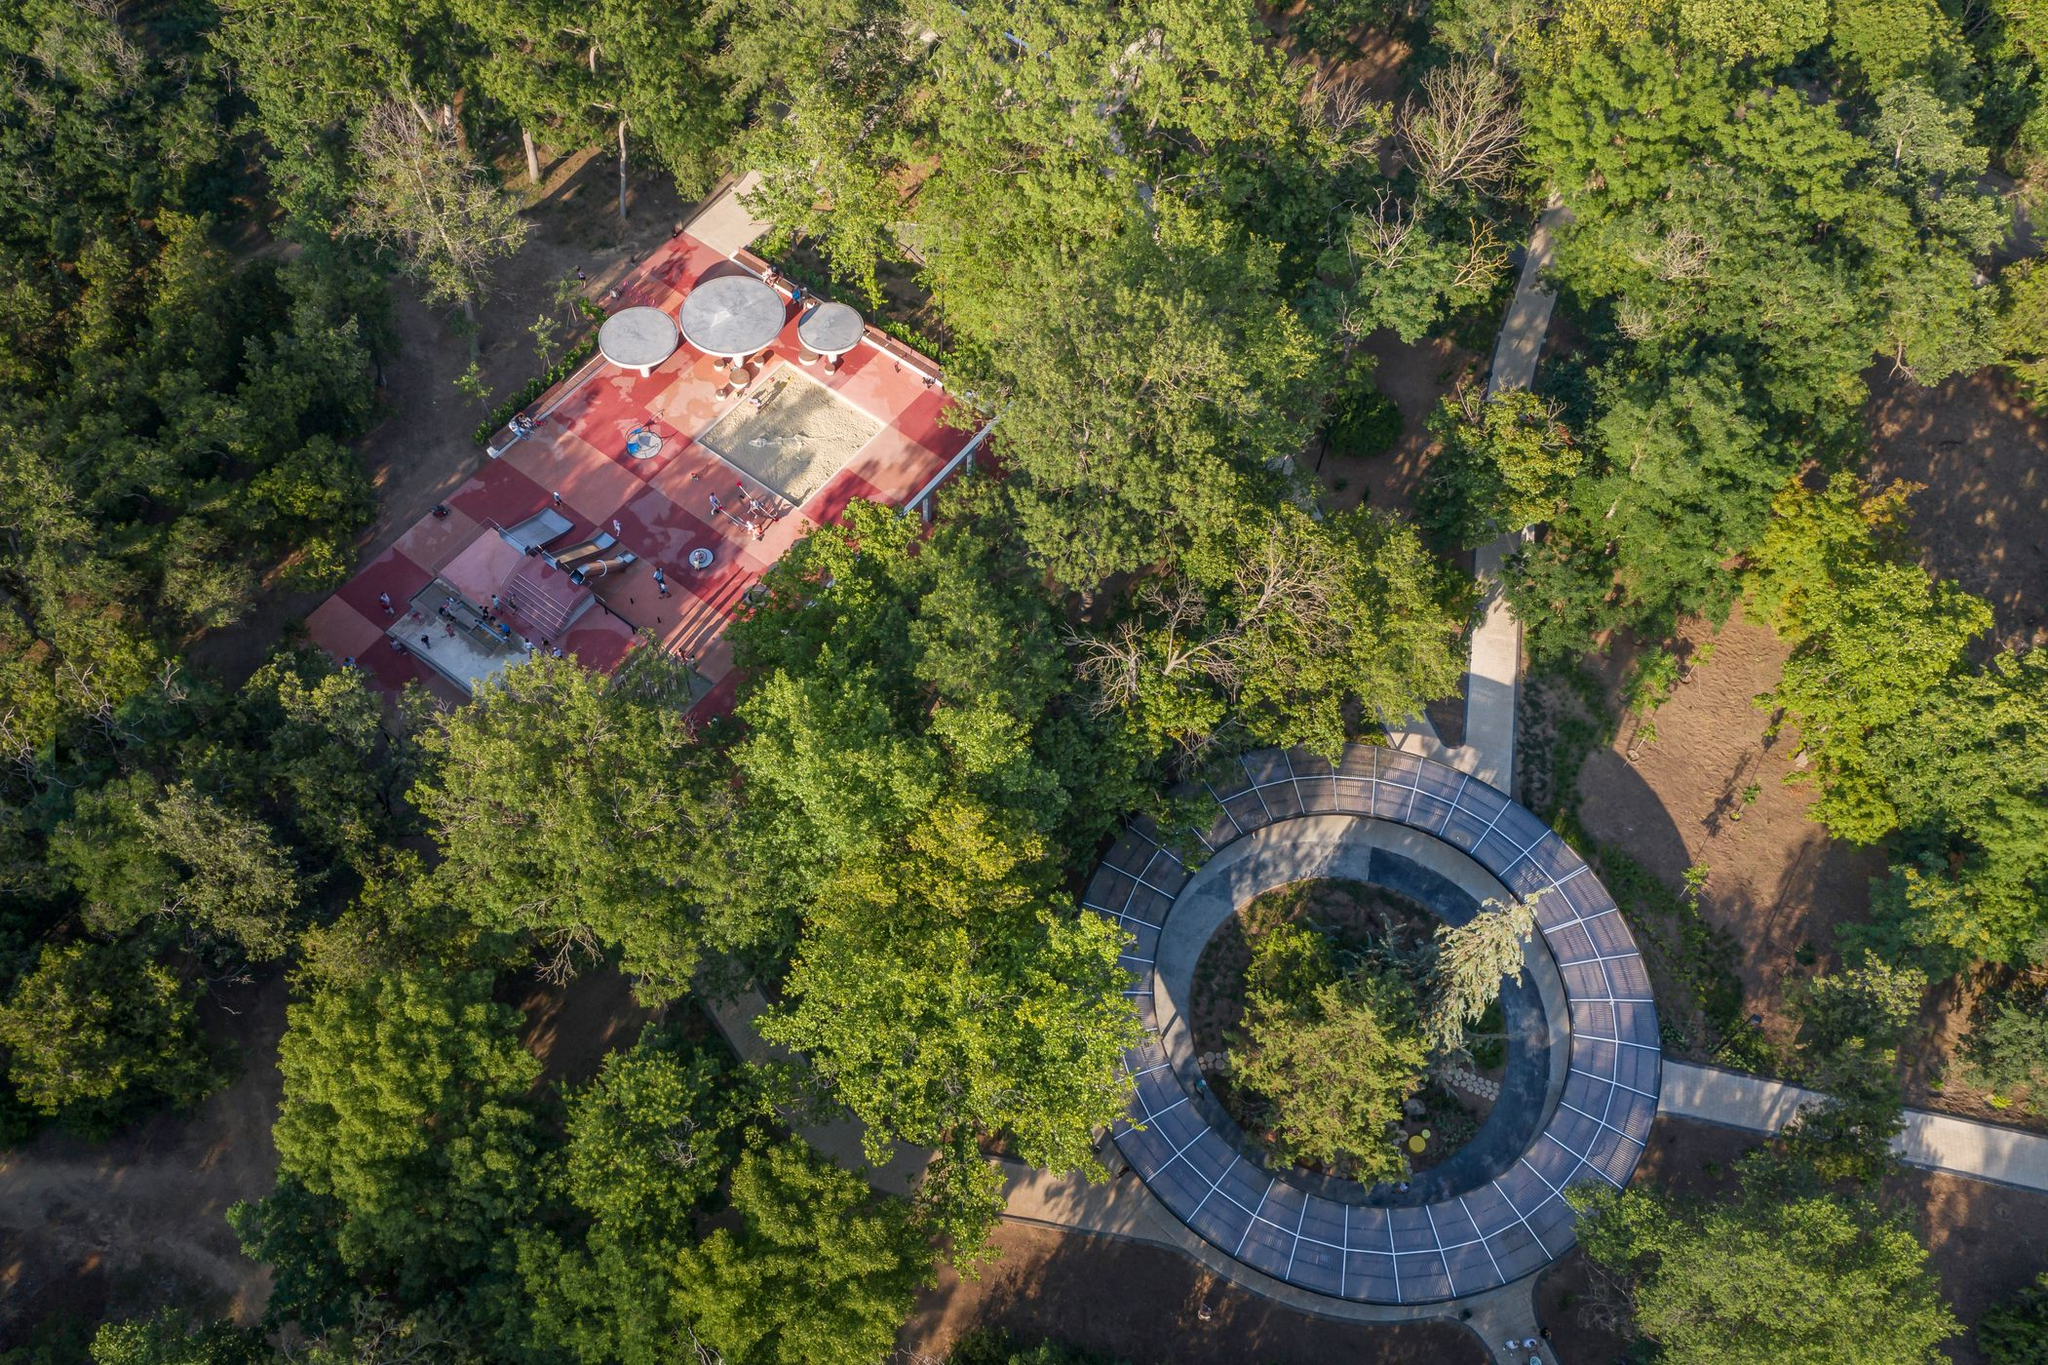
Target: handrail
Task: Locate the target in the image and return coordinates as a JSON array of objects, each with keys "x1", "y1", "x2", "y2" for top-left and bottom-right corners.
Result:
[{"x1": 904, "y1": 417, "x2": 995, "y2": 520}]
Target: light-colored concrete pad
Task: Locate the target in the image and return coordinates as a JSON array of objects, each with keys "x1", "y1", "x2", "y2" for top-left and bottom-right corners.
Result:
[
  {"x1": 1660, "y1": 1060, "x2": 2048, "y2": 1193},
  {"x1": 686, "y1": 171, "x2": 771, "y2": 257}
]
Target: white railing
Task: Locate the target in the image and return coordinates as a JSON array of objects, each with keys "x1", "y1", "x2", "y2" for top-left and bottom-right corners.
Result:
[{"x1": 905, "y1": 417, "x2": 996, "y2": 522}]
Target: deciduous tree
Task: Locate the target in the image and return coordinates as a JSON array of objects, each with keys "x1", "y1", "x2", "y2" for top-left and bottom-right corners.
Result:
[
  {"x1": 411, "y1": 648, "x2": 754, "y2": 1001},
  {"x1": 1571, "y1": 1154, "x2": 1958, "y2": 1364},
  {"x1": 344, "y1": 103, "x2": 529, "y2": 341},
  {"x1": 672, "y1": 1138, "x2": 930, "y2": 1365},
  {"x1": 0, "y1": 941, "x2": 219, "y2": 1135}
]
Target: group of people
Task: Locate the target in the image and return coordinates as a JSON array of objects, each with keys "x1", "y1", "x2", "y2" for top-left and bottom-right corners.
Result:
[{"x1": 705, "y1": 483, "x2": 777, "y2": 541}]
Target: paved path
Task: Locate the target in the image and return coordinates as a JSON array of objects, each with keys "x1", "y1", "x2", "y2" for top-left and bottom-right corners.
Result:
[
  {"x1": 1389, "y1": 195, "x2": 1570, "y2": 795},
  {"x1": 698, "y1": 986, "x2": 930, "y2": 1195},
  {"x1": 1660, "y1": 1060, "x2": 2048, "y2": 1191},
  {"x1": 686, "y1": 171, "x2": 771, "y2": 256}
]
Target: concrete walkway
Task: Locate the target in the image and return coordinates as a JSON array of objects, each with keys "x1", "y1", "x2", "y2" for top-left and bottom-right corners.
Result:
[
  {"x1": 1390, "y1": 195, "x2": 1570, "y2": 795},
  {"x1": 686, "y1": 171, "x2": 771, "y2": 257},
  {"x1": 698, "y1": 986, "x2": 930, "y2": 1196},
  {"x1": 1660, "y1": 1060, "x2": 2048, "y2": 1192}
]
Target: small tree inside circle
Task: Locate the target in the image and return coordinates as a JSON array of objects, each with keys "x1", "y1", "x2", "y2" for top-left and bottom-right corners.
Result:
[{"x1": 1423, "y1": 895, "x2": 1538, "y2": 1059}]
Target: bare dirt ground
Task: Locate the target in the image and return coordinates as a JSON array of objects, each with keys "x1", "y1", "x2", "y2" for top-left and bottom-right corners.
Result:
[
  {"x1": 514, "y1": 967, "x2": 659, "y2": 1092},
  {"x1": 897, "y1": 1221, "x2": 1485, "y2": 1364},
  {"x1": 1863, "y1": 365, "x2": 2048, "y2": 651},
  {"x1": 1315, "y1": 331, "x2": 1478, "y2": 521},
  {"x1": 1571, "y1": 609, "x2": 1885, "y2": 1047},
  {"x1": 185, "y1": 146, "x2": 709, "y2": 689},
  {"x1": 1558, "y1": 595, "x2": 2045, "y2": 1125},
  {"x1": 1318, "y1": 329, "x2": 1482, "y2": 743},
  {"x1": 1534, "y1": 1116, "x2": 2048, "y2": 1365},
  {"x1": 0, "y1": 976, "x2": 285, "y2": 1342}
]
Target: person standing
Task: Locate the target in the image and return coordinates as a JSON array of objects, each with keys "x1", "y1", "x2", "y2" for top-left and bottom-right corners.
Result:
[
  {"x1": 652, "y1": 565, "x2": 669, "y2": 598},
  {"x1": 378, "y1": 591, "x2": 394, "y2": 615}
]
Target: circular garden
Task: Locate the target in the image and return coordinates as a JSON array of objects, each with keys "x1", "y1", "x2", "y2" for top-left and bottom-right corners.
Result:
[
  {"x1": 1087, "y1": 745, "x2": 1660, "y2": 1304},
  {"x1": 1188, "y1": 877, "x2": 1507, "y2": 1185}
]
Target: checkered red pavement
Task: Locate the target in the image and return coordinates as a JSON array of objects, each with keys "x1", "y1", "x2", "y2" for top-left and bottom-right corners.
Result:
[{"x1": 309, "y1": 229, "x2": 981, "y2": 721}]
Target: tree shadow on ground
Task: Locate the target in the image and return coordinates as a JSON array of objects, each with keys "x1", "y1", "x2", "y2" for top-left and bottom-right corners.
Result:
[
  {"x1": 1863, "y1": 365, "x2": 2048, "y2": 653},
  {"x1": 896, "y1": 1219, "x2": 1488, "y2": 1364}
]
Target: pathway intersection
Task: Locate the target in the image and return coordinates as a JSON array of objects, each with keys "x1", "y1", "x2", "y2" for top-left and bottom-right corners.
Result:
[{"x1": 688, "y1": 179, "x2": 2048, "y2": 1362}]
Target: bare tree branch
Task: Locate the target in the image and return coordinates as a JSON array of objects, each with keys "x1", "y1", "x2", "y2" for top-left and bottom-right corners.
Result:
[{"x1": 1400, "y1": 61, "x2": 1523, "y2": 197}]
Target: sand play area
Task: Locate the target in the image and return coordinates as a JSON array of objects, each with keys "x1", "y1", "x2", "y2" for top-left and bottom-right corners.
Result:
[{"x1": 699, "y1": 364, "x2": 882, "y2": 504}]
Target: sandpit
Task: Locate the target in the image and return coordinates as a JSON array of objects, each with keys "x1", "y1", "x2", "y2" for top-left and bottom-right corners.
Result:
[{"x1": 697, "y1": 364, "x2": 881, "y2": 505}]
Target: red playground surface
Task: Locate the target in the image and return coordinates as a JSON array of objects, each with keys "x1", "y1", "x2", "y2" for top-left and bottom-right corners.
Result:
[{"x1": 309, "y1": 230, "x2": 984, "y2": 720}]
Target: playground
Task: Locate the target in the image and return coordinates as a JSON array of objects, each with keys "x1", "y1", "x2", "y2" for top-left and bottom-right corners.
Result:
[{"x1": 307, "y1": 224, "x2": 981, "y2": 716}]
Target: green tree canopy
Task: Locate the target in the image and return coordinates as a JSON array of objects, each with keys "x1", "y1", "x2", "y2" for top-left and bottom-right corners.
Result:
[
  {"x1": 1228, "y1": 929, "x2": 1427, "y2": 1183},
  {"x1": 672, "y1": 1137, "x2": 930, "y2": 1365},
  {"x1": 411, "y1": 648, "x2": 754, "y2": 1001},
  {"x1": 1572, "y1": 1152, "x2": 1959, "y2": 1364},
  {"x1": 0, "y1": 941, "x2": 219, "y2": 1135},
  {"x1": 519, "y1": 1031, "x2": 745, "y2": 1365},
  {"x1": 1747, "y1": 474, "x2": 2048, "y2": 965},
  {"x1": 1077, "y1": 504, "x2": 1471, "y2": 762},
  {"x1": 241, "y1": 964, "x2": 542, "y2": 1332},
  {"x1": 1422, "y1": 389, "x2": 1583, "y2": 546}
]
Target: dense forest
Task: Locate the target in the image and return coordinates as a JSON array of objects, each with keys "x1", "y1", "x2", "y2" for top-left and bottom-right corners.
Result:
[{"x1": 2, "y1": 0, "x2": 2047, "y2": 1362}]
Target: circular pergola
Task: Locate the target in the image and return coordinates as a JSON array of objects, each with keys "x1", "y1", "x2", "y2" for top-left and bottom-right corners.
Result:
[
  {"x1": 597, "y1": 306, "x2": 679, "y2": 378},
  {"x1": 797, "y1": 300, "x2": 865, "y2": 368},
  {"x1": 1086, "y1": 745, "x2": 1660, "y2": 1304},
  {"x1": 678, "y1": 274, "x2": 786, "y2": 361}
]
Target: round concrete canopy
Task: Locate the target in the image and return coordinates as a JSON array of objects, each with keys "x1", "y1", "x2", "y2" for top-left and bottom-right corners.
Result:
[
  {"x1": 679, "y1": 274, "x2": 785, "y2": 359},
  {"x1": 596, "y1": 306, "x2": 679, "y2": 372},
  {"x1": 797, "y1": 300, "x2": 865, "y2": 357}
]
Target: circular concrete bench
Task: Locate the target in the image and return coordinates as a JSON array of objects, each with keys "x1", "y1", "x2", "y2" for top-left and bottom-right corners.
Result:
[{"x1": 1084, "y1": 744, "x2": 1660, "y2": 1304}]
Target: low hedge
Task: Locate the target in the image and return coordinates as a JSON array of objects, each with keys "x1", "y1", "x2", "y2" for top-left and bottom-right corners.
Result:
[{"x1": 472, "y1": 338, "x2": 599, "y2": 446}]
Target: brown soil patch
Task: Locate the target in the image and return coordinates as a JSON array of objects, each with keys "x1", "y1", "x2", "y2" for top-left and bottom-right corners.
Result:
[
  {"x1": 1562, "y1": 609, "x2": 2042, "y2": 1126},
  {"x1": 1899, "y1": 966, "x2": 2048, "y2": 1132},
  {"x1": 898, "y1": 1220, "x2": 1486, "y2": 1364},
  {"x1": 1316, "y1": 332, "x2": 1480, "y2": 521},
  {"x1": 515, "y1": 967, "x2": 661, "y2": 1091},
  {"x1": 1534, "y1": 1116, "x2": 2048, "y2": 1365},
  {"x1": 184, "y1": 147, "x2": 709, "y2": 690},
  {"x1": 0, "y1": 975, "x2": 286, "y2": 1342},
  {"x1": 1315, "y1": 329, "x2": 1482, "y2": 743},
  {"x1": 1571, "y1": 608, "x2": 1886, "y2": 1050},
  {"x1": 1863, "y1": 365, "x2": 2048, "y2": 652}
]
